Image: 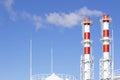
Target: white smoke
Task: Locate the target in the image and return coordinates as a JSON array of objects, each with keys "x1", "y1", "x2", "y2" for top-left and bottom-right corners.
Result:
[
  {"x1": 22, "y1": 12, "x2": 43, "y2": 30},
  {"x1": 0, "y1": 0, "x2": 17, "y2": 20},
  {"x1": 46, "y1": 7, "x2": 103, "y2": 28}
]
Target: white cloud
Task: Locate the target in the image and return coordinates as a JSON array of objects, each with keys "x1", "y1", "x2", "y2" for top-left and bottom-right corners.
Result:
[
  {"x1": 4, "y1": 0, "x2": 13, "y2": 10},
  {"x1": 22, "y1": 12, "x2": 43, "y2": 30},
  {"x1": 20, "y1": 7, "x2": 103, "y2": 30},
  {"x1": 0, "y1": 1, "x2": 103, "y2": 30},
  {"x1": 46, "y1": 12, "x2": 82, "y2": 28},
  {"x1": 0, "y1": 0, "x2": 17, "y2": 20},
  {"x1": 46, "y1": 7, "x2": 103, "y2": 28},
  {"x1": 77, "y1": 7, "x2": 103, "y2": 17}
]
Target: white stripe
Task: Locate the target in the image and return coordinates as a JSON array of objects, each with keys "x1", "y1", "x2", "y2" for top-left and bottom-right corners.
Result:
[
  {"x1": 103, "y1": 22, "x2": 109, "y2": 30},
  {"x1": 103, "y1": 41, "x2": 109, "y2": 45},
  {"x1": 85, "y1": 54, "x2": 90, "y2": 60},
  {"x1": 84, "y1": 25, "x2": 90, "y2": 32},
  {"x1": 84, "y1": 44, "x2": 90, "y2": 47},
  {"x1": 84, "y1": 54, "x2": 90, "y2": 79},
  {"x1": 103, "y1": 52, "x2": 109, "y2": 59},
  {"x1": 103, "y1": 37, "x2": 109, "y2": 39}
]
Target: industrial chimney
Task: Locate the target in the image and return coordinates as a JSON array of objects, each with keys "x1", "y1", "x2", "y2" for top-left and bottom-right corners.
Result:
[
  {"x1": 99, "y1": 14, "x2": 112, "y2": 80},
  {"x1": 80, "y1": 18, "x2": 94, "y2": 80}
]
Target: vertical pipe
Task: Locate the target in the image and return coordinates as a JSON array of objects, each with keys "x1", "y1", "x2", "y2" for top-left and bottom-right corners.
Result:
[
  {"x1": 51, "y1": 48, "x2": 53, "y2": 73},
  {"x1": 30, "y1": 40, "x2": 32, "y2": 80}
]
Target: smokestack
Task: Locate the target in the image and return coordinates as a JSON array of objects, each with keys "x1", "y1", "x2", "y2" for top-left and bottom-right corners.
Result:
[
  {"x1": 81, "y1": 18, "x2": 93, "y2": 80},
  {"x1": 101, "y1": 14, "x2": 112, "y2": 59},
  {"x1": 83, "y1": 18, "x2": 92, "y2": 55},
  {"x1": 100, "y1": 14, "x2": 112, "y2": 80}
]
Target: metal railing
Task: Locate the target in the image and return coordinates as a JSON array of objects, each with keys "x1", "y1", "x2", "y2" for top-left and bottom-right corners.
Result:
[{"x1": 32, "y1": 74, "x2": 77, "y2": 80}]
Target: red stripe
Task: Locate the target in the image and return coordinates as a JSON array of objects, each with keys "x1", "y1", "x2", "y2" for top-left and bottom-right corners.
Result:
[
  {"x1": 84, "y1": 32, "x2": 90, "y2": 39},
  {"x1": 103, "y1": 20, "x2": 109, "y2": 22},
  {"x1": 84, "y1": 23, "x2": 91, "y2": 25},
  {"x1": 103, "y1": 30, "x2": 109, "y2": 37},
  {"x1": 84, "y1": 47, "x2": 90, "y2": 54},
  {"x1": 103, "y1": 45, "x2": 109, "y2": 52}
]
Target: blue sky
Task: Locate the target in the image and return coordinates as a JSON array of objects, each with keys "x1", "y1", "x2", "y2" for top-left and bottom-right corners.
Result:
[{"x1": 0, "y1": 0, "x2": 120, "y2": 80}]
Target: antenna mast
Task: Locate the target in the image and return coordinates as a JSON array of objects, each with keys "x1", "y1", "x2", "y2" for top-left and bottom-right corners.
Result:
[
  {"x1": 30, "y1": 40, "x2": 32, "y2": 80},
  {"x1": 51, "y1": 48, "x2": 53, "y2": 73}
]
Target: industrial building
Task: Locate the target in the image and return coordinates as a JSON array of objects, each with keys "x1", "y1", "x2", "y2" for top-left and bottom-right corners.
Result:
[
  {"x1": 32, "y1": 73, "x2": 77, "y2": 80},
  {"x1": 30, "y1": 14, "x2": 120, "y2": 80},
  {"x1": 80, "y1": 14, "x2": 120, "y2": 80},
  {"x1": 29, "y1": 41, "x2": 77, "y2": 80}
]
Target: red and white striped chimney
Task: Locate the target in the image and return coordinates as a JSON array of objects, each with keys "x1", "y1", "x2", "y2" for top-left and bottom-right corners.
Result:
[
  {"x1": 82, "y1": 18, "x2": 93, "y2": 80},
  {"x1": 82, "y1": 18, "x2": 92, "y2": 58},
  {"x1": 101, "y1": 14, "x2": 112, "y2": 59},
  {"x1": 100, "y1": 14, "x2": 112, "y2": 79}
]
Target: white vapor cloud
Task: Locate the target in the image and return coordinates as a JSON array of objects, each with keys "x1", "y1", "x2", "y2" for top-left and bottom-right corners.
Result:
[
  {"x1": 77, "y1": 7, "x2": 103, "y2": 17},
  {"x1": 0, "y1": 0, "x2": 103, "y2": 30},
  {"x1": 22, "y1": 12, "x2": 43, "y2": 30},
  {"x1": 0, "y1": 0, "x2": 17, "y2": 21},
  {"x1": 20, "y1": 7, "x2": 103, "y2": 29},
  {"x1": 46, "y1": 7, "x2": 103, "y2": 28},
  {"x1": 46, "y1": 12, "x2": 82, "y2": 28}
]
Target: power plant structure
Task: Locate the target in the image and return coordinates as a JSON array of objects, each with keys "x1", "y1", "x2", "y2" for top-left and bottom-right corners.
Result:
[
  {"x1": 80, "y1": 18, "x2": 94, "y2": 80},
  {"x1": 80, "y1": 14, "x2": 120, "y2": 80},
  {"x1": 30, "y1": 14, "x2": 120, "y2": 80},
  {"x1": 99, "y1": 14, "x2": 112, "y2": 80},
  {"x1": 29, "y1": 41, "x2": 77, "y2": 80}
]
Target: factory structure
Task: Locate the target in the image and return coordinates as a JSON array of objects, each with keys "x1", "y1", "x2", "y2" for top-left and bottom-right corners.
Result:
[
  {"x1": 80, "y1": 18, "x2": 94, "y2": 80},
  {"x1": 29, "y1": 41, "x2": 77, "y2": 80},
  {"x1": 80, "y1": 14, "x2": 120, "y2": 80},
  {"x1": 30, "y1": 14, "x2": 120, "y2": 80},
  {"x1": 99, "y1": 14, "x2": 112, "y2": 80}
]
